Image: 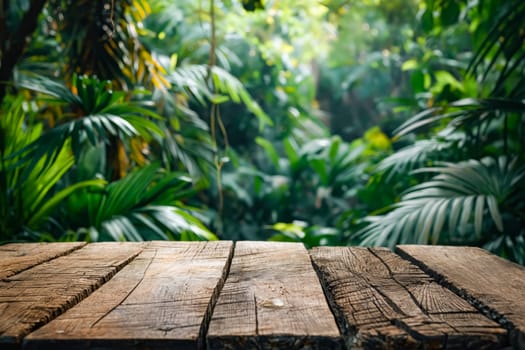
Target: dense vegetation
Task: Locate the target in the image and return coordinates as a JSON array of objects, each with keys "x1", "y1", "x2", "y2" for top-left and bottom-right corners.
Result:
[{"x1": 1, "y1": 0, "x2": 524, "y2": 264}]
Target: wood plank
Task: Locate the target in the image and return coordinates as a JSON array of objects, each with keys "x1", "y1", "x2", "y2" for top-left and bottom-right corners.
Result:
[
  {"x1": 397, "y1": 244, "x2": 525, "y2": 349},
  {"x1": 207, "y1": 241, "x2": 342, "y2": 350},
  {"x1": 310, "y1": 247, "x2": 507, "y2": 349},
  {"x1": 0, "y1": 242, "x2": 143, "y2": 350},
  {"x1": 0, "y1": 243, "x2": 86, "y2": 280},
  {"x1": 24, "y1": 241, "x2": 233, "y2": 350}
]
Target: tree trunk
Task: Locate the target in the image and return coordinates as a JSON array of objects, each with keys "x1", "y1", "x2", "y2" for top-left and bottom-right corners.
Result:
[{"x1": 0, "y1": 0, "x2": 48, "y2": 104}]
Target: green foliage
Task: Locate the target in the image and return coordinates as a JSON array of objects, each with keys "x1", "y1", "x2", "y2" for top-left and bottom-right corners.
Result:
[
  {"x1": 58, "y1": 162, "x2": 216, "y2": 241},
  {"x1": 0, "y1": 96, "x2": 105, "y2": 242},
  {"x1": 168, "y1": 65, "x2": 272, "y2": 129},
  {"x1": 268, "y1": 221, "x2": 340, "y2": 248},
  {"x1": 43, "y1": 0, "x2": 167, "y2": 89},
  {"x1": 354, "y1": 157, "x2": 524, "y2": 249},
  {"x1": 216, "y1": 127, "x2": 392, "y2": 241},
  {"x1": 1, "y1": 0, "x2": 524, "y2": 265},
  {"x1": 353, "y1": 0, "x2": 525, "y2": 264},
  {"x1": 1, "y1": 74, "x2": 218, "y2": 242},
  {"x1": 16, "y1": 74, "x2": 164, "y2": 171}
]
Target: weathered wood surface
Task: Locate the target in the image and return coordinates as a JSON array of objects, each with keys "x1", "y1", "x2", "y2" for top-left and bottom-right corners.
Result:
[
  {"x1": 24, "y1": 241, "x2": 233, "y2": 350},
  {"x1": 397, "y1": 245, "x2": 525, "y2": 349},
  {"x1": 207, "y1": 241, "x2": 342, "y2": 349},
  {"x1": 0, "y1": 243, "x2": 143, "y2": 350},
  {"x1": 0, "y1": 242, "x2": 86, "y2": 280},
  {"x1": 1, "y1": 242, "x2": 524, "y2": 350},
  {"x1": 310, "y1": 247, "x2": 507, "y2": 349}
]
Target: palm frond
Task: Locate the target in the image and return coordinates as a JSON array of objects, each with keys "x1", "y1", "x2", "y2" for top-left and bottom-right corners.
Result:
[
  {"x1": 395, "y1": 97, "x2": 525, "y2": 138},
  {"x1": 63, "y1": 162, "x2": 217, "y2": 241},
  {"x1": 47, "y1": 0, "x2": 168, "y2": 90},
  {"x1": 168, "y1": 64, "x2": 272, "y2": 128},
  {"x1": 377, "y1": 129, "x2": 465, "y2": 180},
  {"x1": 211, "y1": 65, "x2": 272, "y2": 129},
  {"x1": 0, "y1": 96, "x2": 105, "y2": 241},
  {"x1": 353, "y1": 156, "x2": 525, "y2": 247},
  {"x1": 16, "y1": 74, "x2": 164, "y2": 170},
  {"x1": 466, "y1": 1, "x2": 525, "y2": 97}
]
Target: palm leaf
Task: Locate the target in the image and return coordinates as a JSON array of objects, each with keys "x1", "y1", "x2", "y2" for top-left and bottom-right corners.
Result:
[
  {"x1": 466, "y1": 1, "x2": 525, "y2": 96},
  {"x1": 0, "y1": 96, "x2": 106, "y2": 240},
  {"x1": 168, "y1": 64, "x2": 272, "y2": 129},
  {"x1": 376, "y1": 129, "x2": 465, "y2": 180},
  {"x1": 395, "y1": 97, "x2": 525, "y2": 138},
  {"x1": 46, "y1": 0, "x2": 168, "y2": 90},
  {"x1": 65, "y1": 162, "x2": 217, "y2": 241},
  {"x1": 354, "y1": 156, "x2": 524, "y2": 247},
  {"x1": 397, "y1": 0, "x2": 525, "y2": 138},
  {"x1": 16, "y1": 74, "x2": 165, "y2": 170}
]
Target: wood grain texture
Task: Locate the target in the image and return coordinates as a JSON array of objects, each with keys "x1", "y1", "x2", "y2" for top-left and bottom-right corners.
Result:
[
  {"x1": 207, "y1": 241, "x2": 342, "y2": 350},
  {"x1": 310, "y1": 247, "x2": 507, "y2": 350},
  {"x1": 397, "y1": 244, "x2": 525, "y2": 349},
  {"x1": 24, "y1": 241, "x2": 233, "y2": 350},
  {"x1": 0, "y1": 243, "x2": 86, "y2": 280},
  {"x1": 0, "y1": 243, "x2": 143, "y2": 350}
]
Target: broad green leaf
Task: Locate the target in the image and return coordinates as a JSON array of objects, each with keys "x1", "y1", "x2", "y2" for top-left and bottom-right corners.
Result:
[
  {"x1": 410, "y1": 70, "x2": 426, "y2": 93},
  {"x1": 402, "y1": 59, "x2": 419, "y2": 71},
  {"x1": 432, "y1": 200, "x2": 448, "y2": 244},
  {"x1": 440, "y1": 0, "x2": 460, "y2": 26},
  {"x1": 421, "y1": 8, "x2": 434, "y2": 33},
  {"x1": 448, "y1": 197, "x2": 462, "y2": 235},
  {"x1": 474, "y1": 195, "x2": 485, "y2": 237},
  {"x1": 256, "y1": 137, "x2": 280, "y2": 170},
  {"x1": 28, "y1": 179, "x2": 106, "y2": 227},
  {"x1": 486, "y1": 195, "x2": 503, "y2": 232}
]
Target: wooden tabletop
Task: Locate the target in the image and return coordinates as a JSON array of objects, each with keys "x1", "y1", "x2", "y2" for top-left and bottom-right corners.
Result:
[{"x1": 0, "y1": 241, "x2": 523, "y2": 350}]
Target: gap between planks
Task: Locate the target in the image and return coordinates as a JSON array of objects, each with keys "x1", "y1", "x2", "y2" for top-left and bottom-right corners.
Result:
[
  {"x1": 6, "y1": 242, "x2": 520, "y2": 350},
  {"x1": 310, "y1": 246, "x2": 508, "y2": 349},
  {"x1": 396, "y1": 244, "x2": 525, "y2": 349},
  {"x1": 23, "y1": 241, "x2": 234, "y2": 350},
  {"x1": 199, "y1": 241, "x2": 235, "y2": 350},
  {"x1": 207, "y1": 241, "x2": 343, "y2": 350},
  {"x1": 0, "y1": 242, "x2": 145, "y2": 350}
]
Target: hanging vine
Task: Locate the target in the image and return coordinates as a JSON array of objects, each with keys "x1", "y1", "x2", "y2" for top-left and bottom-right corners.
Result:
[{"x1": 207, "y1": 0, "x2": 229, "y2": 235}]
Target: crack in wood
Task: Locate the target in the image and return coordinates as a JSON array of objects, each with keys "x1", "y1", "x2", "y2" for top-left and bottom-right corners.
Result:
[
  {"x1": 254, "y1": 294, "x2": 259, "y2": 336},
  {"x1": 89, "y1": 246, "x2": 157, "y2": 328},
  {"x1": 311, "y1": 246, "x2": 509, "y2": 349},
  {"x1": 368, "y1": 248, "x2": 429, "y2": 317}
]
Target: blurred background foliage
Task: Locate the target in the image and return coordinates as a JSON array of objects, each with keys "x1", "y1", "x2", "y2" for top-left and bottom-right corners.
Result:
[{"x1": 0, "y1": 0, "x2": 523, "y2": 264}]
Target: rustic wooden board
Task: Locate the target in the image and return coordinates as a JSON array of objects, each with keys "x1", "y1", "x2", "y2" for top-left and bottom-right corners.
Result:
[
  {"x1": 310, "y1": 247, "x2": 507, "y2": 349},
  {"x1": 0, "y1": 242, "x2": 143, "y2": 350},
  {"x1": 207, "y1": 241, "x2": 342, "y2": 350},
  {"x1": 24, "y1": 241, "x2": 233, "y2": 350},
  {"x1": 0, "y1": 242, "x2": 86, "y2": 280},
  {"x1": 397, "y1": 245, "x2": 525, "y2": 349}
]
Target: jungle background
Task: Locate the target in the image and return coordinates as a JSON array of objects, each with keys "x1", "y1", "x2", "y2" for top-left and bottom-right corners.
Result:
[{"x1": 1, "y1": 0, "x2": 524, "y2": 264}]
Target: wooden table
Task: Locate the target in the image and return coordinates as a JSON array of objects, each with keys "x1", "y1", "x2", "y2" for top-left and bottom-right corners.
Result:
[{"x1": 0, "y1": 241, "x2": 523, "y2": 349}]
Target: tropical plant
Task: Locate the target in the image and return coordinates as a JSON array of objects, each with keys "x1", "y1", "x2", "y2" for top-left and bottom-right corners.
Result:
[
  {"x1": 46, "y1": 0, "x2": 168, "y2": 90},
  {"x1": 0, "y1": 0, "x2": 48, "y2": 101},
  {"x1": 0, "y1": 96, "x2": 104, "y2": 242},
  {"x1": 352, "y1": 0, "x2": 525, "y2": 263},
  {"x1": 16, "y1": 74, "x2": 164, "y2": 179},
  {"x1": 215, "y1": 126, "x2": 392, "y2": 241},
  {"x1": 55, "y1": 162, "x2": 216, "y2": 241},
  {"x1": 354, "y1": 157, "x2": 524, "y2": 251}
]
